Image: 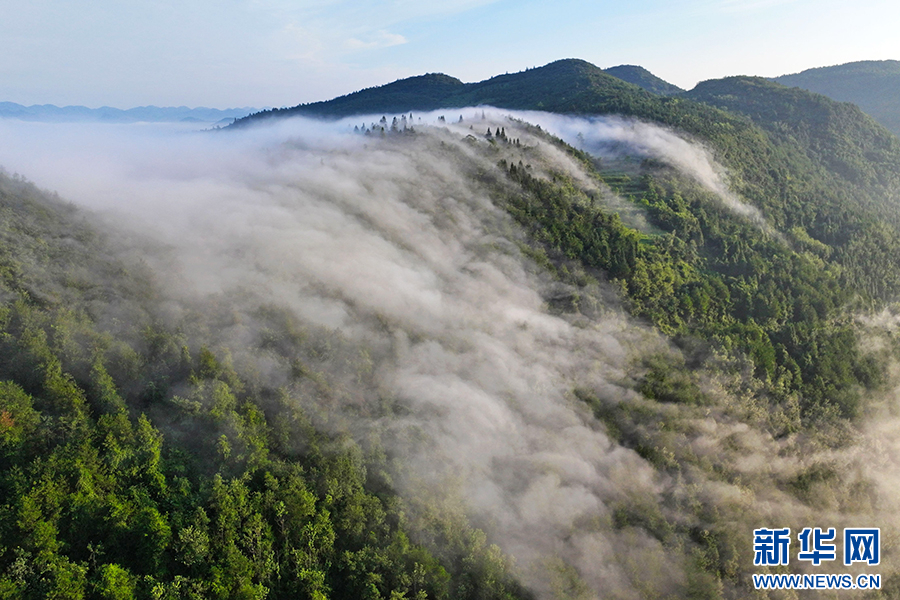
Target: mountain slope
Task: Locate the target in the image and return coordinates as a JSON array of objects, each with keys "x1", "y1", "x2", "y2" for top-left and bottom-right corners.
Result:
[
  {"x1": 774, "y1": 60, "x2": 900, "y2": 136},
  {"x1": 686, "y1": 75, "x2": 900, "y2": 188},
  {"x1": 250, "y1": 73, "x2": 465, "y2": 120},
  {"x1": 682, "y1": 76, "x2": 900, "y2": 306},
  {"x1": 442, "y1": 58, "x2": 659, "y2": 112},
  {"x1": 0, "y1": 166, "x2": 532, "y2": 599},
  {"x1": 6, "y1": 107, "x2": 900, "y2": 598}
]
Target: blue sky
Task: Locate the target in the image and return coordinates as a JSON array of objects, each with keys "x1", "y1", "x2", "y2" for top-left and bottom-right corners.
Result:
[{"x1": 2, "y1": 0, "x2": 898, "y2": 108}]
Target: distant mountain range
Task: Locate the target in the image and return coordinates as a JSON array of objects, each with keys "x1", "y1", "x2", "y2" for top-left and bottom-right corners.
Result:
[
  {"x1": 0, "y1": 102, "x2": 262, "y2": 125},
  {"x1": 774, "y1": 60, "x2": 900, "y2": 136}
]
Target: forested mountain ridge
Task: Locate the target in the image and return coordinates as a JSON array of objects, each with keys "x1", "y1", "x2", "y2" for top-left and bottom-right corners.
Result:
[
  {"x1": 234, "y1": 59, "x2": 662, "y2": 124},
  {"x1": 683, "y1": 75, "x2": 900, "y2": 301},
  {"x1": 685, "y1": 75, "x2": 900, "y2": 189},
  {"x1": 235, "y1": 59, "x2": 900, "y2": 303},
  {"x1": 774, "y1": 60, "x2": 900, "y2": 136},
  {"x1": 257, "y1": 73, "x2": 467, "y2": 119}
]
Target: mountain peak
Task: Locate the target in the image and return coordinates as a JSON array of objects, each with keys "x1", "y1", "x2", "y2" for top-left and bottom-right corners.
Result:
[
  {"x1": 602, "y1": 65, "x2": 684, "y2": 95},
  {"x1": 539, "y1": 58, "x2": 601, "y2": 71}
]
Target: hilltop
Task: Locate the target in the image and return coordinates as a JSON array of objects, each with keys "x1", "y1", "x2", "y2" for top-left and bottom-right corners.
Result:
[{"x1": 602, "y1": 64, "x2": 684, "y2": 95}]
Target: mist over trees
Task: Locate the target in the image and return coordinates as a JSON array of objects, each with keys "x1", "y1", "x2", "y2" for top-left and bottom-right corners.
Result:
[{"x1": 4, "y1": 58, "x2": 900, "y2": 599}]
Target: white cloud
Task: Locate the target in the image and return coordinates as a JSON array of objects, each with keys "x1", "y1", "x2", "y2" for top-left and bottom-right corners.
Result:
[{"x1": 345, "y1": 30, "x2": 408, "y2": 51}]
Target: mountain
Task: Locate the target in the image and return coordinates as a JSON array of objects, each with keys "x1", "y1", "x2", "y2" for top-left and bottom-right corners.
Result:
[
  {"x1": 273, "y1": 72, "x2": 466, "y2": 118},
  {"x1": 229, "y1": 58, "x2": 900, "y2": 417},
  {"x1": 7, "y1": 58, "x2": 900, "y2": 597},
  {"x1": 602, "y1": 64, "x2": 684, "y2": 95},
  {"x1": 682, "y1": 75, "x2": 900, "y2": 304},
  {"x1": 686, "y1": 75, "x2": 900, "y2": 188},
  {"x1": 235, "y1": 58, "x2": 900, "y2": 296},
  {"x1": 774, "y1": 60, "x2": 900, "y2": 136},
  {"x1": 237, "y1": 60, "x2": 686, "y2": 124},
  {"x1": 236, "y1": 59, "x2": 662, "y2": 123},
  {"x1": 0, "y1": 102, "x2": 262, "y2": 123}
]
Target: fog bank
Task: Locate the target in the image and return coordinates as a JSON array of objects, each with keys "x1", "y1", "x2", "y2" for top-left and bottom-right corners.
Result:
[{"x1": 1, "y1": 113, "x2": 896, "y2": 598}]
